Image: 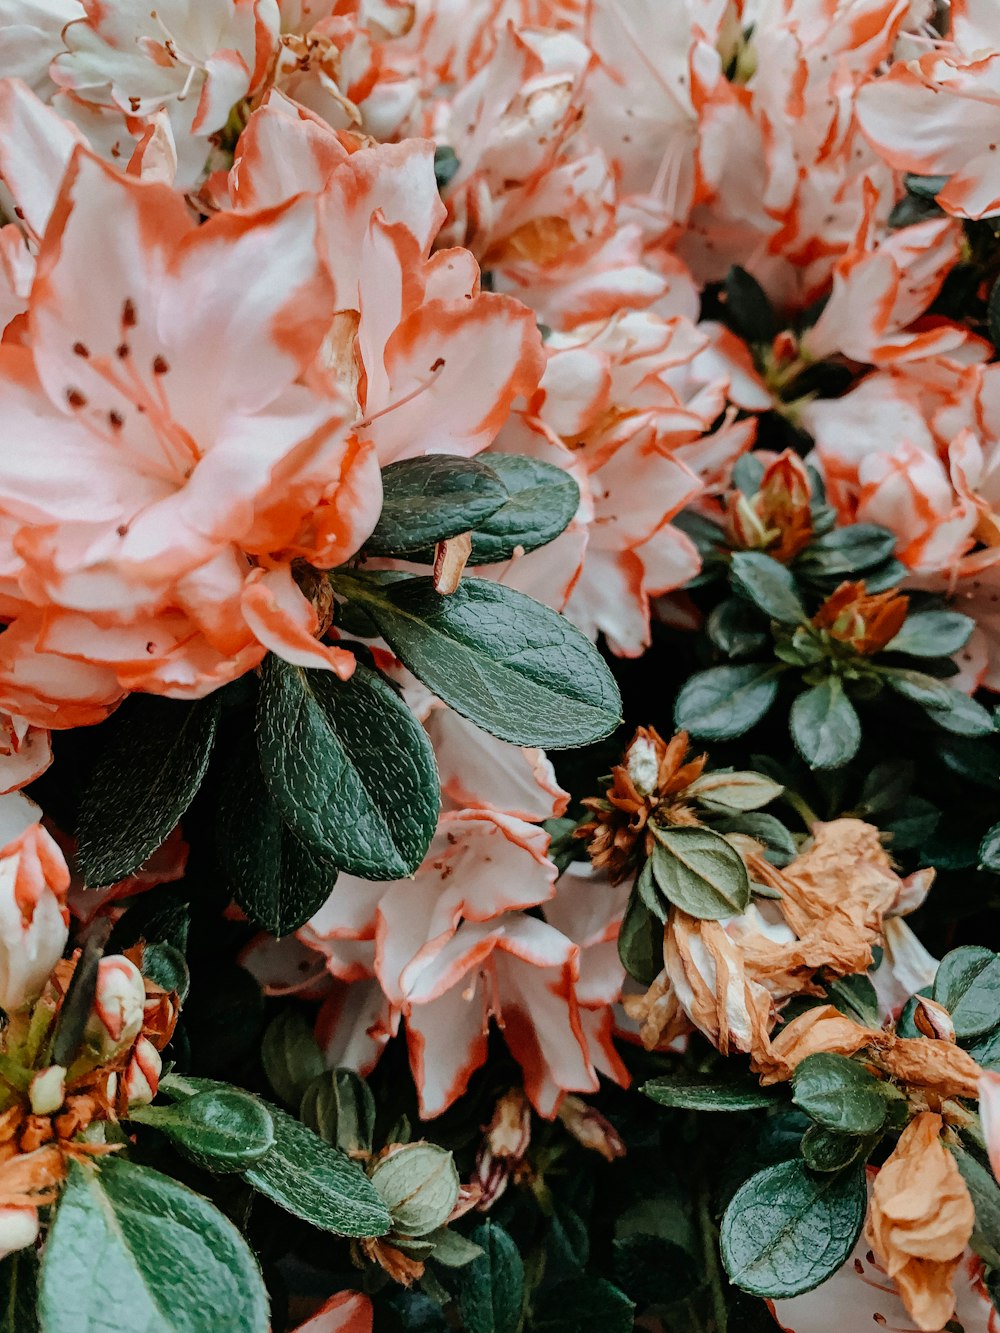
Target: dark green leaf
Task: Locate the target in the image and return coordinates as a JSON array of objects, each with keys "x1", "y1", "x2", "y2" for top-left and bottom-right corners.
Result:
[
  {"x1": 643, "y1": 1072, "x2": 780, "y2": 1112},
  {"x1": 706, "y1": 598, "x2": 769, "y2": 658},
  {"x1": 129, "y1": 1089, "x2": 274, "y2": 1171},
  {"x1": 720, "y1": 1159, "x2": 866, "y2": 1298},
  {"x1": 337, "y1": 573, "x2": 620, "y2": 748},
  {"x1": 800, "y1": 1126, "x2": 873, "y2": 1174},
  {"x1": 795, "y1": 525, "x2": 897, "y2": 579},
  {"x1": 617, "y1": 891, "x2": 663, "y2": 986},
  {"x1": 712, "y1": 812, "x2": 797, "y2": 867},
  {"x1": 885, "y1": 610, "x2": 974, "y2": 658},
  {"x1": 826, "y1": 974, "x2": 880, "y2": 1028},
  {"x1": 885, "y1": 670, "x2": 994, "y2": 736},
  {"x1": 462, "y1": 454, "x2": 580, "y2": 565},
  {"x1": 434, "y1": 145, "x2": 460, "y2": 190},
  {"x1": 953, "y1": 1146, "x2": 1000, "y2": 1269},
  {"x1": 650, "y1": 826, "x2": 751, "y2": 919},
  {"x1": 730, "y1": 552, "x2": 806, "y2": 624},
  {"x1": 675, "y1": 664, "x2": 779, "y2": 740},
  {"x1": 790, "y1": 677, "x2": 861, "y2": 770},
  {"x1": 261, "y1": 1010, "x2": 325, "y2": 1109},
  {"x1": 366, "y1": 456, "x2": 508, "y2": 556},
  {"x1": 218, "y1": 738, "x2": 338, "y2": 935},
  {"x1": 0, "y1": 1248, "x2": 37, "y2": 1333},
  {"x1": 257, "y1": 655, "x2": 439, "y2": 879},
  {"x1": 933, "y1": 946, "x2": 1000, "y2": 1041},
  {"x1": 905, "y1": 172, "x2": 949, "y2": 200},
  {"x1": 455, "y1": 1222, "x2": 523, "y2": 1333},
  {"x1": 142, "y1": 941, "x2": 190, "y2": 1003},
  {"x1": 531, "y1": 1276, "x2": 634, "y2": 1333},
  {"x1": 300, "y1": 1068, "x2": 376, "y2": 1155},
  {"x1": 792, "y1": 1054, "x2": 887, "y2": 1135},
  {"x1": 49, "y1": 920, "x2": 110, "y2": 1068},
  {"x1": 162, "y1": 1073, "x2": 390, "y2": 1237},
  {"x1": 724, "y1": 266, "x2": 777, "y2": 345},
  {"x1": 731, "y1": 452, "x2": 766, "y2": 495},
  {"x1": 39, "y1": 1157, "x2": 268, "y2": 1332},
  {"x1": 77, "y1": 694, "x2": 219, "y2": 885}
]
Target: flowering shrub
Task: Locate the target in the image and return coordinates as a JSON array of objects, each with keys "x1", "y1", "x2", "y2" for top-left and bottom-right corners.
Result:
[{"x1": 1, "y1": 1, "x2": 1000, "y2": 1331}]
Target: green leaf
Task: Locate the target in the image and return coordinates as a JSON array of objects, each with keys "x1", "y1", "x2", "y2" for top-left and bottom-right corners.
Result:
[
  {"x1": 724, "y1": 266, "x2": 777, "y2": 345},
  {"x1": 674, "y1": 664, "x2": 779, "y2": 741},
  {"x1": 720, "y1": 1159, "x2": 866, "y2": 1298},
  {"x1": 792, "y1": 1054, "x2": 887, "y2": 1135},
  {"x1": 218, "y1": 738, "x2": 338, "y2": 935},
  {"x1": 261, "y1": 1010, "x2": 325, "y2": 1109},
  {"x1": 257, "y1": 655, "x2": 439, "y2": 879},
  {"x1": 706, "y1": 598, "x2": 769, "y2": 658},
  {"x1": 650, "y1": 826, "x2": 751, "y2": 919},
  {"x1": 952, "y1": 1145, "x2": 1000, "y2": 1269},
  {"x1": 0, "y1": 1249, "x2": 37, "y2": 1333},
  {"x1": 142, "y1": 941, "x2": 190, "y2": 1003},
  {"x1": 730, "y1": 552, "x2": 806, "y2": 624},
  {"x1": 366, "y1": 456, "x2": 509, "y2": 556},
  {"x1": 455, "y1": 1222, "x2": 523, "y2": 1333},
  {"x1": 980, "y1": 821, "x2": 1000, "y2": 873},
  {"x1": 789, "y1": 677, "x2": 861, "y2": 770},
  {"x1": 800, "y1": 1126, "x2": 873, "y2": 1174},
  {"x1": 129, "y1": 1089, "x2": 275, "y2": 1171},
  {"x1": 76, "y1": 694, "x2": 219, "y2": 885},
  {"x1": 617, "y1": 892, "x2": 663, "y2": 986},
  {"x1": 933, "y1": 946, "x2": 1000, "y2": 1041},
  {"x1": 884, "y1": 670, "x2": 994, "y2": 736},
  {"x1": 531, "y1": 1276, "x2": 635, "y2": 1333},
  {"x1": 39, "y1": 1157, "x2": 268, "y2": 1333},
  {"x1": 162, "y1": 1073, "x2": 391, "y2": 1238},
  {"x1": 795, "y1": 525, "x2": 897, "y2": 579},
  {"x1": 300, "y1": 1068, "x2": 376, "y2": 1155},
  {"x1": 462, "y1": 454, "x2": 580, "y2": 565},
  {"x1": 826, "y1": 974, "x2": 880, "y2": 1028},
  {"x1": 427, "y1": 1227, "x2": 484, "y2": 1268},
  {"x1": 687, "y1": 770, "x2": 784, "y2": 812},
  {"x1": 712, "y1": 812, "x2": 797, "y2": 867},
  {"x1": 434, "y1": 144, "x2": 460, "y2": 190},
  {"x1": 643, "y1": 1072, "x2": 780, "y2": 1112},
  {"x1": 370, "y1": 1144, "x2": 460, "y2": 1238},
  {"x1": 337, "y1": 573, "x2": 620, "y2": 748},
  {"x1": 885, "y1": 609, "x2": 974, "y2": 657}
]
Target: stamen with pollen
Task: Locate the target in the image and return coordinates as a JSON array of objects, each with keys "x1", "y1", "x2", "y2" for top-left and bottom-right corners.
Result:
[{"x1": 351, "y1": 363, "x2": 446, "y2": 431}]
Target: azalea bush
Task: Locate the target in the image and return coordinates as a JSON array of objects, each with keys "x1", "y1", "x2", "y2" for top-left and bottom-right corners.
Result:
[{"x1": 2, "y1": 0, "x2": 1000, "y2": 1331}]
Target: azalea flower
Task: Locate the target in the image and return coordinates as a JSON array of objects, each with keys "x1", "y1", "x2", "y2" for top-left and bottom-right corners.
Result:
[{"x1": 0, "y1": 792, "x2": 69, "y2": 1013}]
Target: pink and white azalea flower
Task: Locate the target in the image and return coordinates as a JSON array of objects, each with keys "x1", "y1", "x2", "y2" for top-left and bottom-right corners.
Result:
[{"x1": 0, "y1": 792, "x2": 69, "y2": 1013}]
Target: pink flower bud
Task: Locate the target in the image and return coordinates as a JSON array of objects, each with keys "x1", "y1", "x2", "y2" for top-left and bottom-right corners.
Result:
[
  {"x1": 0, "y1": 794, "x2": 69, "y2": 1013},
  {"x1": 28, "y1": 1065, "x2": 65, "y2": 1117},
  {"x1": 84, "y1": 956, "x2": 145, "y2": 1058},
  {"x1": 0, "y1": 1206, "x2": 38, "y2": 1261},
  {"x1": 124, "y1": 1037, "x2": 162, "y2": 1107}
]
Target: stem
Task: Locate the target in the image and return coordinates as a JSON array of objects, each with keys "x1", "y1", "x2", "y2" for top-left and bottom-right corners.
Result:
[
  {"x1": 781, "y1": 787, "x2": 819, "y2": 830},
  {"x1": 697, "y1": 1182, "x2": 728, "y2": 1333}
]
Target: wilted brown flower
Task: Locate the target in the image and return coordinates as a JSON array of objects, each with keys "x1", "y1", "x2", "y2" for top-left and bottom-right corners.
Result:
[
  {"x1": 576, "y1": 728, "x2": 706, "y2": 883},
  {"x1": 473, "y1": 1089, "x2": 532, "y2": 1211},
  {"x1": 866, "y1": 1112, "x2": 974, "y2": 1332},
  {"x1": 812, "y1": 580, "x2": 909, "y2": 655},
  {"x1": 751, "y1": 1004, "x2": 882, "y2": 1084},
  {"x1": 557, "y1": 1096, "x2": 626, "y2": 1161},
  {"x1": 725, "y1": 449, "x2": 813, "y2": 563}
]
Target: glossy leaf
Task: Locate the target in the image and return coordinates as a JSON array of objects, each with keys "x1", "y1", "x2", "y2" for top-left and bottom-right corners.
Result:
[
  {"x1": 730, "y1": 551, "x2": 806, "y2": 624},
  {"x1": 933, "y1": 946, "x2": 1000, "y2": 1041},
  {"x1": 39, "y1": 1157, "x2": 269, "y2": 1332},
  {"x1": 650, "y1": 826, "x2": 751, "y2": 919},
  {"x1": 792, "y1": 1055, "x2": 887, "y2": 1135},
  {"x1": 261, "y1": 1009, "x2": 325, "y2": 1109},
  {"x1": 337, "y1": 573, "x2": 620, "y2": 748},
  {"x1": 790, "y1": 677, "x2": 861, "y2": 770},
  {"x1": 455, "y1": 1222, "x2": 523, "y2": 1333},
  {"x1": 462, "y1": 454, "x2": 580, "y2": 565},
  {"x1": 129, "y1": 1089, "x2": 275, "y2": 1171},
  {"x1": 643, "y1": 1072, "x2": 780, "y2": 1112},
  {"x1": 366, "y1": 455, "x2": 508, "y2": 556},
  {"x1": 721, "y1": 1159, "x2": 866, "y2": 1298},
  {"x1": 675, "y1": 664, "x2": 779, "y2": 740},
  {"x1": 257, "y1": 656, "x2": 440, "y2": 879},
  {"x1": 300, "y1": 1068, "x2": 377, "y2": 1155},
  {"x1": 885, "y1": 610, "x2": 974, "y2": 658}
]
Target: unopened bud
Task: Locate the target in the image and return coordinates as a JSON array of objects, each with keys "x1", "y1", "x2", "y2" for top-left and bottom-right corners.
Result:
[
  {"x1": 124, "y1": 1037, "x2": 162, "y2": 1107},
  {"x1": 557, "y1": 1096, "x2": 626, "y2": 1161},
  {"x1": 28, "y1": 1065, "x2": 65, "y2": 1117},
  {"x1": 369, "y1": 1143, "x2": 460, "y2": 1239},
  {"x1": 914, "y1": 995, "x2": 956, "y2": 1044},
  {"x1": 84, "y1": 956, "x2": 145, "y2": 1058},
  {"x1": 626, "y1": 737, "x2": 661, "y2": 798}
]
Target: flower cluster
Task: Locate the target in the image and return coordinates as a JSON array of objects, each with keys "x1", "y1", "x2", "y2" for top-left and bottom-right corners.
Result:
[{"x1": 3, "y1": 0, "x2": 1000, "y2": 1331}]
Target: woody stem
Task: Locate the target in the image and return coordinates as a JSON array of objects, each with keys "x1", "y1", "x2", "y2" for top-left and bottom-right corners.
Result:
[{"x1": 697, "y1": 1177, "x2": 728, "y2": 1332}]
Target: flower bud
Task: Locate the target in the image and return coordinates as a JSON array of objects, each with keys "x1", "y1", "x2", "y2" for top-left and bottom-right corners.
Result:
[
  {"x1": 84, "y1": 956, "x2": 145, "y2": 1058},
  {"x1": 0, "y1": 1205, "x2": 39, "y2": 1261},
  {"x1": 473, "y1": 1089, "x2": 532, "y2": 1211},
  {"x1": 913, "y1": 995, "x2": 956, "y2": 1044},
  {"x1": 813, "y1": 581, "x2": 909, "y2": 655},
  {"x1": 124, "y1": 1037, "x2": 161, "y2": 1107},
  {"x1": 0, "y1": 794, "x2": 70, "y2": 1013},
  {"x1": 28, "y1": 1065, "x2": 65, "y2": 1117},
  {"x1": 369, "y1": 1143, "x2": 460, "y2": 1239},
  {"x1": 557, "y1": 1096, "x2": 626, "y2": 1161}
]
